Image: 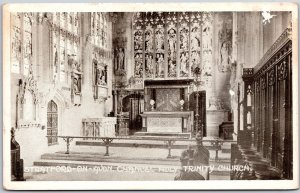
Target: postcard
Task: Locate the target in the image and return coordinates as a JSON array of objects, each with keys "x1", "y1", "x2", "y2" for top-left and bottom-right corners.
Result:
[{"x1": 2, "y1": 2, "x2": 299, "y2": 190}]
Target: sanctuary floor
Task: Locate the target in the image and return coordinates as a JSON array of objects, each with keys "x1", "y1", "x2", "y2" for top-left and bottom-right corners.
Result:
[{"x1": 25, "y1": 145, "x2": 231, "y2": 181}]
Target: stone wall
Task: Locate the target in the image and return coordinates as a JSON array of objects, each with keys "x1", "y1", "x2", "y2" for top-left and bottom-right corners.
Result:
[
  {"x1": 10, "y1": 13, "x2": 114, "y2": 166},
  {"x1": 231, "y1": 11, "x2": 292, "y2": 134}
]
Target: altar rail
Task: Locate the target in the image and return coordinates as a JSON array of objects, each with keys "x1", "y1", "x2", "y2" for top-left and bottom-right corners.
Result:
[
  {"x1": 46, "y1": 135, "x2": 235, "y2": 161},
  {"x1": 237, "y1": 27, "x2": 292, "y2": 179}
]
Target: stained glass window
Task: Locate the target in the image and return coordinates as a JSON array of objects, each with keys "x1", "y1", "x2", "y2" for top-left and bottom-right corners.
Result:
[
  {"x1": 11, "y1": 13, "x2": 22, "y2": 73},
  {"x1": 90, "y1": 12, "x2": 109, "y2": 49},
  {"x1": 51, "y1": 12, "x2": 80, "y2": 82}
]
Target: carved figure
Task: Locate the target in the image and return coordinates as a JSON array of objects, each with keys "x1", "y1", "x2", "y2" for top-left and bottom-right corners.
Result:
[
  {"x1": 156, "y1": 54, "x2": 164, "y2": 76},
  {"x1": 180, "y1": 29, "x2": 188, "y2": 50},
  {"x1": 146, "y1": 54, "x2": 153, "y2": 74},
  {"x1": 191, "y1": 28, "x2": 201, "y2": 50},
  {"x1": 116, "y1": 48, "x2": 125, "y2": 70},
  {"x1": 220, "y1": 41, "x2": 231, "y2": 71},
  {"x1": 145, "y1": 31, "x2": 152, "y2": 52},
  {"x1": 168, "y1": 28, "x2": 176, "y2": 59},
  {"x1": 134, "y1": 55, "x2": 142, "y2": 77},
  {"x1": 180, "y1": 52, "x2": 188, "y2": 74},
  {"x1": 134, "y1": 30, "x2": 143, "y2": 50},
  {"x1": 70, "y1": 58, "x2": 81, "y2": 74},
  {"x1": 203, "y1": 26, "x2": 211, "y2": 49},
  {"x1": 73, "y1": 77, "x2": 80, "y2": 94},
  {"x1": 168, "y1": 59, "x2": 176, "y2": 75},
  {"x1": 96, "y1": 67, "x2": 106, "y2": 85},
  {"x1": 156, "y1": 29, "x2": 164, "y2": 51}
]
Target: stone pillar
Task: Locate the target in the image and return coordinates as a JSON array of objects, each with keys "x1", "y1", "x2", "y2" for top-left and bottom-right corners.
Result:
[
  {"x1": 231, "y1": 12, "x2": 238, "y2": 134},
  {"x1": 81, "y1": 13, "x2": 93, "y2": 96}
]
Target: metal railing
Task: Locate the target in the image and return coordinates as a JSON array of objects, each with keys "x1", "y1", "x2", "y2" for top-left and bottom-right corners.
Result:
[{"x1": 46, "y1": 135, "x2": 236, "y2": 161}]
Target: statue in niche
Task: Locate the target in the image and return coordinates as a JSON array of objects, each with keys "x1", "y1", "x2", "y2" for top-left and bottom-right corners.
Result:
[
  {"x1": 180, "y1": 28, "x2": 188, "y2": 50},
  {"x1": 135, "y1": 62, "x2": 142, "y2": 77},
  {"x1": 191, "y1": 27, "x2": 201, "y2": 50},
  {"x1": 156, "y1": 53, "x2": 164, "y2": 76},
  {"x1": 134, "y1": 54, "x2": 142, "y2": 77},
  {"x1": 115, "y1": 48, "x2": 125, "y2": 71},
  {"x1": 168, "y1": 28, "x2": 176, "y2": 59},
  {"x1": 168, "y1": 59, "x2": 176, "y2": 76},
  {"x1": 155, "y1": 29, "x2": 164, "y2": 51},
  {"x1": 69, "y1": 55, "x2": 82, "y2": 74},
  {"x1": 145, "y1": 30, "x2": 153, "y2": 52},
  {"x1": 68, "y1": 54, "x2": 82, "y2": 96},
  {"x1": 219, "y1": 40, "x2": 232, "y2": 72},
  {"x1": 191, "y1": 51, "x2": 200, "y2": 72},
  {"x1": 180, "y1": 52, "x2": 188, "y2": 74},
  {"x1": 145, "y1": 54, "x2": 153, "y2": 74},
  {"x1": 202, "y1": 26, "x2": 211, "y2": 49},
  {"x1": 134, "y1": 30, "x2": 143, "y2": 50},
  {"x1": 218, "y1": 20, "x2": 232, "y2": 72},
  {"x1": 96, "y1": 66, "x2": 106, "y2": 86}
]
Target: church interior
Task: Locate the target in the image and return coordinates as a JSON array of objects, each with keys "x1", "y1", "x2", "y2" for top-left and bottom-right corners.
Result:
[{"x1": 9, "y1": 11, "x2": 293, "y2": 181}]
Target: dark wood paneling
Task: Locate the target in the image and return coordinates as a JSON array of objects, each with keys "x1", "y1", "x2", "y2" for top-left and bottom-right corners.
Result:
[{"x1": 239, "y1": 28, "x2": 292, "y2": 179}]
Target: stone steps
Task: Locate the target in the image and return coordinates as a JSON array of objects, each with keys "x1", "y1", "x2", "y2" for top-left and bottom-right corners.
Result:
[
  {"x1": 34, "y1": 154, "x2": 230, "y2": 177},
  {"x1": 31, "y1": 139, "x2": 233, "y2": 180},
  {"x1": 39, "y1": 152, "x2": 231, "y2": 165},
  {"x1": 40, "y1": 152, "x2": 180, "y2": 166}
]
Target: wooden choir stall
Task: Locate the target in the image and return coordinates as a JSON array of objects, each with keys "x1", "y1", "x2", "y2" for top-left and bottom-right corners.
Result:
[{"x1": 231, "y1": 28, "x2": 292, "y2": 180}]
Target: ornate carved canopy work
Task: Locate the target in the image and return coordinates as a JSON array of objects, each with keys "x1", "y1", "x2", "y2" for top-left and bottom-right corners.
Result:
[
  {"x1": 18, "y1": 69, "x2": 39, "y2": 105},
  {"x1": 132, "y1": 12, "x2": 222, "y2": 80},
  {"x1": 17, "y1": 68, "x2": 40, "y2": 128}
]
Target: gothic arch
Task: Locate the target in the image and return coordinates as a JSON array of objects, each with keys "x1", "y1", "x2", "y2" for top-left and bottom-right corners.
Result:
[{"x1": 44, "y1": 87, "x2": 71, "y2": 110}]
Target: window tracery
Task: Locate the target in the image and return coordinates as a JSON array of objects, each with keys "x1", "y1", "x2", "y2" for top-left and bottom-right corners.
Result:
[
  {"x1": 11, "y1": 13, "x2": 33, "y2": 75},
  {"x1": 90, "y1": 13, "x2": 111, "y2": 103},
  {"x1": 50, "y1": 12, "x2": 80, "y2": 83},
  {"x1": 90, "y1": 12, "x2": 108, "y2": 49}
]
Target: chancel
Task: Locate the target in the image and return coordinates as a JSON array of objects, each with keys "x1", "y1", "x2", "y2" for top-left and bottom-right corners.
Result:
[{"x1": 8, "y1": 11, "x2": 294, "y2": 181}]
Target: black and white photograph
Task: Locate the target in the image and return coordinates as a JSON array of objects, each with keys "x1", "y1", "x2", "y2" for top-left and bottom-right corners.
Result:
[{"x1": 2, "y1": 2, "x2": 299, "y2": 190}]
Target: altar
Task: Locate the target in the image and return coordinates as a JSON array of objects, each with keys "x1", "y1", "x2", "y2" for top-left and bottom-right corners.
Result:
[{"x1": 140, "y1": 111, "x2": 193, "y2": 133}]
